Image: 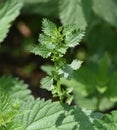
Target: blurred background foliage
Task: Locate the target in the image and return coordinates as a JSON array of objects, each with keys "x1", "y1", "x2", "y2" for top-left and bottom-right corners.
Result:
[{"x1": 0, "y1": 0, "x2": 117, "y2": 112}]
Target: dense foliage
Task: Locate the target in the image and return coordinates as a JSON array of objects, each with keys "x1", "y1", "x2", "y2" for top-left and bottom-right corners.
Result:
[{"x1": 0, "y1": 0, "x2": 117, "y2": 130}]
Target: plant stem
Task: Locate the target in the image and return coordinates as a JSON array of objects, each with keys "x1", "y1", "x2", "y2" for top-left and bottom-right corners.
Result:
[{"x1": 56, "y1": 80, "x2": 63, "y2": 104}]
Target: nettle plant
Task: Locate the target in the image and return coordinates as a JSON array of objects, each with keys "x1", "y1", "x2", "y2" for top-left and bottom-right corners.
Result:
[
  {"x1": 0, "y1": 0, "x2": 117, "y2": 130},
  {"x1": 31, "y1": 19, "x2": 84, "y2": 105}
]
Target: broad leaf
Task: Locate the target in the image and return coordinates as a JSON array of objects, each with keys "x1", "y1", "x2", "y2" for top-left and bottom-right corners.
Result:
[
  {"x1": 61, "y1": 54, "x2": 117, "y2": 110},
  {"x1": 93, "y1": 0, "x2": 117, "y2": 27},
  {"x1": 0, "y1": 76, "x2": 33, "y2": 103},
  {"x1": 0, "y1": 0, "x2": 22, "y2": 43},
  {"x1": 105, "y1": 72, "x2": 117, "y2": 102},
  {"x1": 0, "y1": 89, "x2": 22, "y2": 129},
  {"x1": 59, "y1": 0, "x2": 92, "y2": 29},
  {"x1": 16, "y1": 99, "x2": 76, "y2": 130},
  {"x1": 87, "y1": 23, "x2": 117, "y2": 55},
  {"x1": 16, "y1": 98, "x2": 97, "y2": 130},
  {"x1": 94, "y1": 111, "x2": 117, "y2": 130},
  {"x1": 22, "y1": 0, "x2": 59, "y2": 17}
]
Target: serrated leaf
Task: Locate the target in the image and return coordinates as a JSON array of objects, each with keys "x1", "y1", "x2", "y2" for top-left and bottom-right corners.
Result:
[
  {"x1": 0, "y1": 89, "x2": 22, "y2": 129},
  {"x1": 16, "y1": 98, "x2": 97, "y2": 130},
  {"x1": 0, "y1": 0, "x2": 22, "y2": 43},
  {"x1": 39, "y1": 34, "x2": 52, "y2": 45},
  {"x1": 59, "y1": 0, "x2": 92, "y2": 29},
  {"x1": 40, "y1": 76, "x2": 54, "y2": 91},
  {"x1": 32, "y1": 19, "x2": 84, "y2": 59},
  {"x1": 0, "y1": 76, "x2": 33, "y2": 103},
  {"x1": 0, "y1": 89, "x2": 11, "y2": 114},
  {"x1": 65, "y1": 30, "x2": 85, "y2": 48},
  {"x1": 63, "y1": 25, "x2": 76, "y2": 36},
  {"x1": 42, "y1": 18, "x2": 57, "y2": 36},
  {"x1": 93, "y1": 0, "x2": 117, "y2": 27},
  {"x1": 31, "y1": 44, "x2": 52, "y2": 58},
  {"x1": 4, "y1": 123, "x2": 23, "y2": 130},
  {"x1": 16, "y1": 99, "x2": 76, "y2": 130}
]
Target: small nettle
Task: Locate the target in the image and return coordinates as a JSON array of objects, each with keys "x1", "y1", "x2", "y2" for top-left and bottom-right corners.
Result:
[{"x1": 31, "y1": 19, "x2": 84, "y2": 104}]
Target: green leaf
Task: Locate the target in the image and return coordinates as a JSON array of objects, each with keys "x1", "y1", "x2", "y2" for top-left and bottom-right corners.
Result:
[
  {"x1": 42, "y1": 18, "x2": 57, "y2": 37},
  {"x1": 94, "y1": 111, "x2": 117, "y2": 130},
  {"x1": 64, "y1": 28, "x2": 85, "y2": 48},
  {"x1": 61, "y1": 78, "x2": 98, "y2": 110},
  {"x1": 64, "y1": 54, "x2": 117, "y2": 110},
  {"x1": 16, "y1": 99, "x2": 75, "y2": 130},
  {"x1": 0, "y1": 76, "x2": 33, "y2": 103},
  {"x1": 93, "y1": 0, "x2": 117, "y2": 27},
  {"x1": 70, "y1": 59, "x2": 83, "y2": 70},
  {"x1": 3, "y1": 123, "x2": 22, "y2": 130},
  {"x1": 31, "y1": 19, "x2": 84, "y2": 60},
  {"x1": 58, "y1": 60, "x2": 82, "y2": 79},
  {"x1": 98, "y1": 97, "x2": 114, "y2": 111},
  {"x1": 40, "y1": 76, "x2": 54, "y2": 91},
  {"x1": 58, "y1": 65, "x2": 73, "y2": 79},
  {"x1": 96, "y1": 54, "x2": 110, "y2": 93},
  {"x1": 0, "y1": 89, "x2": 11, "y2": 115},
  {"x1": 22, "y1": 0, "x2": 59, "y2": 17},
  {"x1": 39, "y1": 34, "x2": 53, "y2": 45},
  {"x1": 22, "y1": 0, "x2": 49, "y2": 4},
  {"x1": 0, "y1": 89, "x2": 22, "y2": 129},
  {"x1": 105, "y1": 72, "x2": 117, "y2": 102},
  {"x1": 59, "y1": 0, "x2": 92, "y2": 29},
  {"x1": 16, "y1": 98, "x2": 97, "y2": 130},
  {"x1": 31, "y1": 44, "x2": 52, "y2": 58},
  {"x1": 87, "y1": 22, "x2": 117, "y2": 55},
  {"x1": 41, "y1": 65, "x2": 55, "y2": 76},
  {"x1": 58, "y1": 59, "x2": 82, "y2": 79},
  {"x1": 0, "y1": 0, "x2": 22, "y2": 43}
]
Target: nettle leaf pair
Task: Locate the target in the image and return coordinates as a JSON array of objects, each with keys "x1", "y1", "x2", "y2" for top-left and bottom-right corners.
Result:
[
  {"x1": 32, "y1": 19, "x2": 84, "y2": 58},
  {"x1": 31, "y1": 19, "x2": 84, "y2": 104}
]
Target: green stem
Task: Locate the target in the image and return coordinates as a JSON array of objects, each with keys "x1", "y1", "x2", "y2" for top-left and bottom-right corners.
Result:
[
  {"x1": 56, "y1": 80, "x2": 63, "y2": 103},
  {"x1": 51, "y1": 52, "x2": 65, "y2": 103},
  {"x1": 96, "y1": 92, "x2": 102, "y2": 111}
]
